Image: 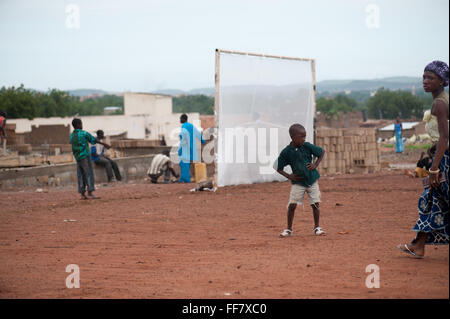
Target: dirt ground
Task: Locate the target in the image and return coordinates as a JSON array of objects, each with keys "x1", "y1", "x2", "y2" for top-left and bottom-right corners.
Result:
[
  {"x1": 379, "y1": 144, "x2": 429, "y2": 165},
  {"x1": 0, "y1": 148, "x2": 448, "y2": 299}
]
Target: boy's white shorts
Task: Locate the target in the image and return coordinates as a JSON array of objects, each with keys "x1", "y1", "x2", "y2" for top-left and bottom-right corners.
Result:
[{"x1": 288, "y1": 181, "x2": 321, "y2": 207}]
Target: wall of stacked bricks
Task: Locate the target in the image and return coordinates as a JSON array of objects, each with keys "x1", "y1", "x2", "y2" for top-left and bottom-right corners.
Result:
[
  {"x1": 315, "y1": 127, "x2": 381, "y2": 175},
  {"x1": 4, "y1": 124, "x2": 73, "y2": 155},
  {"x1": 24, "y1": 124, "x2": 70, "y2": 145}
]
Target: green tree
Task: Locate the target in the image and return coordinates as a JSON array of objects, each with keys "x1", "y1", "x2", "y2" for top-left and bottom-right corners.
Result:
[
  {"x1": 0, "y1": 85, "x2": 126, "y2": 119},
  {"x1": 0, "y1": 84, "x2": 37, "y2": 119},
  {"x1": 366, "y1": 88, "x2": 426, "y2": 119},
  {"x1": 173, "y1": 94, "x2": 214, "y2": 115},
  {"x1": 316, "y1": 94, "x2": 359, "y2": 118}
]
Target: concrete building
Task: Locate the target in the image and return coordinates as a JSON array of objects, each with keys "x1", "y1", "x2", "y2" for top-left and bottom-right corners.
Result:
[
  {"x1": 124, "y1": 92, "x2": 172, "y2": 116},
  {"x1": 7, "y1": 92, "x2": 202, "y2": 146},
  {"x1": 103, "y1": 106, "x2": 122, "y2": 115}
]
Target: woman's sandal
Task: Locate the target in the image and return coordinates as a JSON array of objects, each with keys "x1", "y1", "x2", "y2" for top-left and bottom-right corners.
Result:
[{"x1": 397, "y1": 244, "x2": 424, "y2": 259}]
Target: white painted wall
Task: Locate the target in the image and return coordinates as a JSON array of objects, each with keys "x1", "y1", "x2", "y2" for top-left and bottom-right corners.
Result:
[
  {"x1": 124, "y1": 92, "x2": 172, "y2": 116},
  {"x1": 8, "y1": 113, "x2": 202, "y2": 146}
]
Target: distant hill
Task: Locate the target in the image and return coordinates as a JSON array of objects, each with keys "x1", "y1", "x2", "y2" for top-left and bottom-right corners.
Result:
[
  {"x1": 152, "y1": 88, "x2": 215, "y2": 96},
  {"x1": 66, "y1": 77, "x2": 423, "y2": 98},
  {"x1": 152, "y1": 77, "x2": 422, "y2": 96},
  {"x1": 187, "y1": 87, "x2": 215, "y2": 96},
  {"x1": 317, "y1": 77, "x2": 422, "y2": 92},
  {"x1": 151, "y1": 89, "x2": 186, "y2": 96},
  {"x1": 67, "y1": 89, "x2": 109, "y2": 97}
]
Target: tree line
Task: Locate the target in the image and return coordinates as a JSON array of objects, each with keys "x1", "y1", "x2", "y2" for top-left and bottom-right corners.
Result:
[
  {"x1": 0, "y1": 85, "x2": 124, "y2": 119},
  {"x1": 317, "y1": 87, "x2": 436, "y2": 120},
  {"x1": 0, "y1": 84, "x2": 439, "y2": 120}
]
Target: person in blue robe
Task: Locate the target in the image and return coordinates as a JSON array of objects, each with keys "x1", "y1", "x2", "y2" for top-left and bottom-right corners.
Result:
[{"x1": 178, "y1": 114, "x2": 205, "y2": 183}]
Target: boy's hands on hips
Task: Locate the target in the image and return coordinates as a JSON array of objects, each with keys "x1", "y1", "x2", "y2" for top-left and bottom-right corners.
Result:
[
  {"x1": 306, "y1": 163, "x2": 317, "y2": 171},
  {"x1": 289, "y1": 174, "x2": 303, "y2": 181}
]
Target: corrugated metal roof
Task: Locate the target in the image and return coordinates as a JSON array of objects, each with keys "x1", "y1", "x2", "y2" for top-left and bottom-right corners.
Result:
[{"x1": 379, "y1": 122, "x2": 419, "y2": 131}]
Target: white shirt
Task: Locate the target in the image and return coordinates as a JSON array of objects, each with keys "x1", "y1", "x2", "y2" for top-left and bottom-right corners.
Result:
[{"x1": 147, "y1": 154, "x2": 171, "y2": 175}]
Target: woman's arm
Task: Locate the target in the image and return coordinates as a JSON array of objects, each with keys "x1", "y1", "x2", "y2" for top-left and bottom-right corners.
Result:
[{"x1": 429, "y1": 99, "x2": 449, "y2": 188}]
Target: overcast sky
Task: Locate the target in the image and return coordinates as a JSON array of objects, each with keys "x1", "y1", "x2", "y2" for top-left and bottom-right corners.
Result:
[{"x1": 0, "y1": 0, "x2": 448, "y2": 92}]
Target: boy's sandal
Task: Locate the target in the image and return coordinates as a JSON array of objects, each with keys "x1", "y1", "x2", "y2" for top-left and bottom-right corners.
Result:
[
  {"x1": 314, "y1": 227, "x2": 325, "y2": 236},
  {"x1": 279, "y1": 229, "x2": 292, "y2": 237}
]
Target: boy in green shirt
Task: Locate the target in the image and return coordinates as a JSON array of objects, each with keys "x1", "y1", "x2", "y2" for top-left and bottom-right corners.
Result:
[
  {"x1": 70, "y1": 118, "x2": 110, "y2": 199},
  {"x1": 276, "y1": 124, "x2": 326, "y2": 237}
]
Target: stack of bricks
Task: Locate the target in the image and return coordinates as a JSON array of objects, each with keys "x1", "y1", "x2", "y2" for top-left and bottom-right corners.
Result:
[
  {"x1": 5, "y1": 124, "x2": 22, "y2": 145},
  {"x1": 315, "y1": 127, "x2": 381, "y2": 175},
  {"x1": 4, "y1": 123, "x2": 31, "y2": 154},
  {"x1": 111, "y1": 139, "x2": 162, "y2": 148}
]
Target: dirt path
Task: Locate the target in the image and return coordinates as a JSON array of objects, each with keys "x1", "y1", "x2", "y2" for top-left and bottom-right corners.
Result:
[{"x1": 0, "y1": 171, "x2": 448, "y2": 298}]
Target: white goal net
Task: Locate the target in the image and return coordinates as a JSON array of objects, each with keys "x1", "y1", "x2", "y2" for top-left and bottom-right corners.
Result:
[{"x1": 214, "y1": 50, "x2": 316, "y2": 187}]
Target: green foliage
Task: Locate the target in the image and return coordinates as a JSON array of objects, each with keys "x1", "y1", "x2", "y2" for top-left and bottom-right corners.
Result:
[
  {"x1": 0, "y1": 85, "x2": 38, "y2": 119},
  {"x1": 0, "y1": 85, "x2": 124, "y2": 119},
  {"x1": 382, "y1": 143, "x2": 432, "y2": 150},
  {"x1": 366, "y1": 88, "x2": 427, "y2": 119},
  {"x1": 0, "y1": 85, "x2": 214, "y2": 119},
  {"x1": 173, "y1": 94, "x2": 214, "y2": 115},
  {"x1": 76, "y1": 94, "x2": 124, "y2": 116},
  {"x1": 316, "y1": 94, "x2": 359, "y2": 118},
  {"x1": 405, "y1": 143, "x2": 432, "y2": 150}
]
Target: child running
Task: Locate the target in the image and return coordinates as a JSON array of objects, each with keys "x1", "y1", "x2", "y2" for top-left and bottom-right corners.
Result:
[{"x1": 276, "y1": 123, "x2": 326, "y2": 237}]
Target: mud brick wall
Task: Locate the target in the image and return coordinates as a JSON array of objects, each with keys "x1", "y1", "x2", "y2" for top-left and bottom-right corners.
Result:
[
  {"x1": 200, "y1": 115, "x2": 215, "y2": 130},
  {"x1": 111, "y1": 140, "x2": 171, "y2": 157},
  {"x1": 315, "y1": 111, "x2": 364, "y2": 129},
  {"x1": 24, "y1": 124, "x2": 70, "y2": 145},
  {"x1": 315, "y1": 127, "x2": 381, "y2": 175},
  {"x1": 4, "y1": 123, "x2": 24, "y2": 145}
]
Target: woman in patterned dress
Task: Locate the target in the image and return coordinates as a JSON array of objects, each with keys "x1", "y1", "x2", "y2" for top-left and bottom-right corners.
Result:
[{"x1": 398, "y1": 60, "x2": 449, "y2": 258}]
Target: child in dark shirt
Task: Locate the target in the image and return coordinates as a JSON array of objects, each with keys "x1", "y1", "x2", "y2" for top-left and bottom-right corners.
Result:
[{"x1": 276, "y1": 124, "x2": 326, "y2": 237}]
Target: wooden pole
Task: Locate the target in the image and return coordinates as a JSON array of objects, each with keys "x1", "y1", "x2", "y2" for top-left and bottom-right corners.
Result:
[
  {"x1": 216, "y1": 48, "x2": 314, "y2": 62},
  {"x1": 213, "y1": 49, "x2": 220, "y2": 187},
  {"x1": 311, "y1": 59, "x2": 317, "y2": 144}
]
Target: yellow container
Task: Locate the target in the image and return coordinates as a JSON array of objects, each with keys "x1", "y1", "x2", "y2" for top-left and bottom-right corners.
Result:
[{"x1": 194, "y1": 162, "x2": 207, "y2": 183}]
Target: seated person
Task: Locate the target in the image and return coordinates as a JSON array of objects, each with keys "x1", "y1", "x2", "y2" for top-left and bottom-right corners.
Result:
[
  {"x1": 405, "y1": 145, "x2": 436, "y2": 178},
  {"x1": 147, "y1": 150, "x2": 179, "y2": 183},
  {"x1": 91, "y1": 130, "x2": 122, "y2": 183}
]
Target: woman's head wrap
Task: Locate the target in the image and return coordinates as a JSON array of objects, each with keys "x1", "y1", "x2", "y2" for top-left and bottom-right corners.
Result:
[{"x1": 424, "y1": 60, "x2": 449, "y2": 87}]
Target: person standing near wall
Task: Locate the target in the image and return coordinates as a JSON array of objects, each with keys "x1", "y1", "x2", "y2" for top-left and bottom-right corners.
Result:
[
  {"x1": 178, "y1": 114, "x2": 205, "y2": 183},
  {"x1": 394, "y1": 117, "x2": 404, "y2": 153},
  {"x1": 70, "y1": 119, "x2": 110, "y2": 199},
  {"x1": 0, "y1": 111, "x2": 7, "y2": 156}
]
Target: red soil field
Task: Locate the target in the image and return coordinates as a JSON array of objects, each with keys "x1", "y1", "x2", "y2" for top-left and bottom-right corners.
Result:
[{"x1": 0, "y1": 169, "x2": 447, "y2": 299}]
